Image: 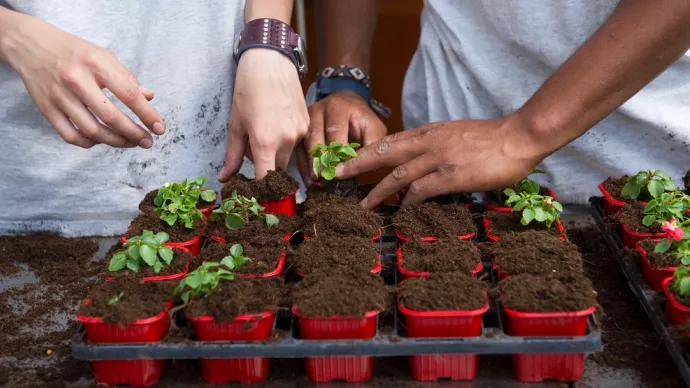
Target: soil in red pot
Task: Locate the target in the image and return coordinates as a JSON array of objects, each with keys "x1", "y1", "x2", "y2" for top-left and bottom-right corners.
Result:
[
  {"x1": 308, "y1": 178, "x2": 363, "y2": 199},
  {"x1": 299, "y1": 195, "x2": 383, "y2": 238},
  {"x1": 107, "y1": 244, "x2": 197, "y2": 279},
  {"x1": 187, "y1": 277, "x2": 283, "y2": 321},
  {"x1": 399, "y1": 273, "x2": 486, "y2": 311},
  {"x1": 207, "y1": 213, "x2": 296, "y2": 246},
  {"x1": 292, "y1": 270, "x2": 388, "y2": 317},
  {"x1": 668, "y1": 279, "x2": 690, "y2": 307},
  {"x1": 639, "y1": 239, "x2": 679, "y2": 268},
  {"x1": 488, "y1": 231, "x2": 582, "y2": 276},
  {"x1": 401, "y1": 238, "x2": 480, "y2": 274},
  {"x1": 79, "y1": 274, "x2": 174, "y2": 324},
  {"x1": 288, "y1": 236, "x2": 378, "y2": 275},
  {"x1": 200, "y1": 241, "x2": 284, "y2": 275},
  {"x1": 500, "y1": 273, "x2": 597, "y2": 313},
  {"x1": 393, "y1": 202, "x2": 476, "y2": 238},
  {"x1": 618, "y1": 202, "x2": 662, "y2": 234},
  {"x1": 485, "y1": 187, "x2": 551, "y2": 209},
  {"x1": 601, "y1": 176, "x2": 632, "y2": 202},
  {"x1": 125, "y1": 211, "x2": 204, "y2": 242},
  {"x1": 138, "y1": 188, "x2": 215, "y2": 214},
  {"x1": 484, "y1": 211, "x2": 561, "y2": 238},
  {"x1": 220, "y1": 169, "x2": 297, "y2": 203}
]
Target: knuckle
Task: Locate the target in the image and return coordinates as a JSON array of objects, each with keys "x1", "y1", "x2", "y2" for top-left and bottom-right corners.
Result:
[
  {"x1": 391, "y1": 165, "x2": 407, "y2": 180},
  {"x1": 408, "y1": 182, "x2": 425, "y2": 198},
  {"x1": 99, "y1": 107, "x2": 119, "y2": 126},
  {"x1": 436, "y1": 163, "x2": 458, "y2": 176},
  {"x1": 374, "y1": 137, "x2": 391, "y2": 157},
  {"x1": 255, "y1": 136, "x2": 277, "y2": 151},
  {"x1": 58, "y1": 66, "x2": 81, "y2": 88},
  {"x1": 78, "y1": 124, "x2": 99, "y2": 138},
  {"x1": 118, "y1": 85, "x2": 139, "y2": 105},
  {"x1": 80, "y1": 47, "x2": 104, "y2": 69}
]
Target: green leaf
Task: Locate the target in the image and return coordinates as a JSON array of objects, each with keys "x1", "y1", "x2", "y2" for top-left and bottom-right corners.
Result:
[
  {"x1": 655, "y1": 239, "x2": 671, "y2": 253},
  {"x1": 503, "y1": 188, "x2": 517, "y2": 197},
  {"x1": 680, "y1": 277, "x2": 690, "y2": 296},
  {"x1": 181, "y1": 292, "x2": 190, "y2": 304},
  {"x1": 127, "y1": 259, "x2": 140, "y2": 272},
  {"x1": 682, "y1": 256, "x2": 690, "y2": 266},
  {"x1": 642, "y1": 215, "x2": 656, "y2": 227},
  {"x1": 534, "y1": 207, "x2": 547, "y2": 222},
  {"x1": 200, "y1": 190, "x2": 215, "y2": 202},
  {"x1": 552, "y1": 201, "x2": 563, "y2": 212},
  {"x1": 221, "y1": 256, "x2": 235, "y2": 269},
  {"x1": 196, "y1": 176, "x2": 208, "y2": 186},
  {"x1": 109, "y1": 252, "x2": 127, "y2": 272},
  {"x1": 621, "y1": 182, "x2": 641, "y2": 199},
  {"x1": 321, "y1": 166, "x2": 337, "y2": 180},
  {"x1": 523, "y1": 180, "x2": 540, "y2": 195},
  {"x1": 225, "y1": 213, "x2": 247, "y2": 230},
  {"x1": 230, "y1": 244, "x2": 243, "y2": 257},
  {"x1": 265, "y1": 214, "x2": 279, "y2": 228},
  {"x1": 647, "y1": 180, "x2": 664, "y2": 199},
  {"x1": 155, "y1": 232, "x2": 170, "y2": 245},
  {"x1": 522, "y1": 208, "x2": 535, "y2": 224},
  {"x1": 140, "y1": 245, "x2": 157, "y2": 266},
  {"x1": 349, "y1": 142, "x2": 361, "y2": 149},
  {"x1": 655, "y1": 170, "x2": 672, "y2": 180},
  {"x1": 506, "y1": 195, "x2": 521, "y2": 204},
  {"x1": 153, "y1": 195, "x2": 163, "y2": 207},
  {"x1": 514, "y1": 199, "x2": 528, "y2": 211},
  {"x1": 185, "y1": 272, "x2": 202, "y2": 288},
  {"x1": 531, "y1": 168, "x2": 546, "y2": 175},
  {"x1": 340, "y1": 147, "x2": 358, "y2": 158},
  {"x1": 127, "y1": 245, "x2": 140, "y2": 260},
  {"x1": 312, "y1": 157, "x2": 321, "y2": 176},
  {"x1": 153, "y1": 261, "x2": 163, "y2": 273},
  {"x1": 159, "y1": 246, "x2": 174, "y2": 264},
  {"x1": 663, "y1": 180, "x2": 676, "y2": 191},
  {"x1": 320, "y1": 153, "x2": 332, "y2": 167},
  {"x1": 161, "y1": 213, "x2": 178, "y2": 226}
]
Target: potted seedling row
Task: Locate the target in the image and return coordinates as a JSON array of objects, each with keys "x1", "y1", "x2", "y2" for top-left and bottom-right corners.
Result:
[
  {"x1": 398, "y1": 273, "x2": 489, "y2": 381},
  {"x1": 635, "y1": 220, "x2": 690, "y2": 290},
  {"x1": 109, "y1": 230, "x2": 192, "y2": 282},
  {"x1": 483, "y1": 192, "x2": 565, "y2": 242},
  {"x1": 598, "y1": 170, "x2": 675, "y2": 215},
  {"x1": 499, "y1": 273, "x2": 597, "y2": 382},
  {"x1": 663, "y1": 267, "x2": 690, "y2": 327},
  {"x1": 221, "y1": 169, "x2": 299, "y2": 217},
  {"x1": 483, "y1": 169, "x2": 558, "y2": 212},
  {"x1": 617, "y1": 190, "x2": 690, "y2": 248},
  {"x1": 392, "y1": 202, "x2": 477, "y2": 243},
  {"x1": 396, "y1": 238, "x2": 482, "y2": 279}
]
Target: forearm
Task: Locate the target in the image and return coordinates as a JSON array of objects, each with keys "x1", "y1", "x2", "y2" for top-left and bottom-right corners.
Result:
[
  {"x1": 315, "y1": 0, "x2": 380, "y2": 72},
  {"x1": 244, "y1": 0, "x2": 293, "y2": 23},
  {"x1": 0, "y1": 6, "x2": 24, "y2": 64},
  {"x1": 518, "y1": 0, "x2": 690, "y2": 159}
]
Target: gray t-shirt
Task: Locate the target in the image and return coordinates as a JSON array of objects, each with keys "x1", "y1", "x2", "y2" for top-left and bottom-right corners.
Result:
[{"x1": 403, "y1": 0, "x2": 690, "y2": 204}]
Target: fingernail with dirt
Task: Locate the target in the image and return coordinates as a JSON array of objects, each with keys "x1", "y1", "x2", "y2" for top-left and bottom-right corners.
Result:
[
  {"x1": 138, "y1": 137, "x2": 153, "y2": 149},
  {"x1": 152, "y1": 122, "x2": 165, "y2": 135}
]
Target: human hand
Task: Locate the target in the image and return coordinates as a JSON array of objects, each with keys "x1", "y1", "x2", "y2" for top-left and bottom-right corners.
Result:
[
  {"x1": 218, "y1": 49, "x2": 309, "y2": 181},
  {"x1": 335, "y1": 115, "x2": 545, "y2": 209},
  {"x1": 1, "y1": 13, "x2": 165, "y2": 148},
  {"x1": 295, "y1": 91, "x2": 387, "y2": 186}
]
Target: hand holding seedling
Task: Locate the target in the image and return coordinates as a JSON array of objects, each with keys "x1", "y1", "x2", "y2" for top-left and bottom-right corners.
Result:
[
  {"x1": 155, "y1": 176, "x2": 216, "y2": 228},
  {"x1": 310, "y1": 142, "x2": 360, "y2": 180},
  {"x1": 174, "y1": 262, "x2": 235, "y2": 304},
  {"x1": 504, "y1": 190, "x2": 563, "y2": 228},
  {"x1": 213, "y1": 190, "x2": 279, "y2": 230},
  {"x1": 621, "y1": 170, "x2": 675, "y2": 200},
  {"x1": 0, "y1": 11, "x2": 164, "y2": 148},
  {"x1": 109, "y1": 230, "x2": 175, "y2": 273}
]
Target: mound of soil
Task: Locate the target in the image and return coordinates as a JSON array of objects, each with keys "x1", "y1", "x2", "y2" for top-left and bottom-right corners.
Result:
[
  {"x1": 221, "y1": 169, "x2": 298, "y2": 203},
  {"x1": 484, "y1": 211, "x2": 561, "y2": 238},
  {"x1": 308, "y1": 178, "x2": 362, "y2": 198},
  {"x1": 288, "y1": 236, "x2": 378, "y2": 275},
  {"x1": 79, "y1": 274, "x2": 174, "y2": 324},
  {"x1": 601, "y1": 176, "x2": 630, "y2": 201},
  {"x1": 400, "y1": 238, "x2": 480, "y2": 274},
  {"x1": 187, "y1": 277, "x2": 282, "y2": 322},
  {"x1": 200, "y1": 241, "x2": 284, "y2": 275},
  {"x1": 292, "y1": 270, "x2": 388, "y2": 317},
  {"x1": 488, "y1": 231, "x2": 583, "y2": 276},
  {"x1": 299, "y1": 195, "x2": 382, "y2": 238},
  {"x1": 639, "y1": 239, "x2": 679, "y2": 268},
  {"x1": 399, "y1": 273, "x2": 486, "y2": 311},
  {"x1": 484, "y1": 186, "x2": 551, "y2": 209},
  {"x1": 125, "y1": 211, "x2": 205, "y2": 242},
  {"x1": 106, "y1": 245, "x2": 196, "y2": 279},
  {"x1": 206, "y1": 212, "x2": 296, "y2": 246},
  {"x1": 618, "y1": 202, "x2": 663, "y2": 233},
  {"x1": 500, "y1": 273, "x2": 597, "y2": 313},
  {"x1": 138, "y1": 188, "x2": 215, "y2": 213},
  {"x1": 393, "y1": 202, "x2": 476, "y2": 237}
]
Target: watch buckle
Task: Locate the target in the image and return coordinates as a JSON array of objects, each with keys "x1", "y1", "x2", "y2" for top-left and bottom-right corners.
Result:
[{"x1": 293, "y1": 35, "x2": 308, "y2": 76}]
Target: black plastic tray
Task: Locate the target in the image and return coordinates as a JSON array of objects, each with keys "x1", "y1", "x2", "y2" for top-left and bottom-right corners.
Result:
[{"x1": 590, "y1": 197, "x2": 690, "y2": 386}]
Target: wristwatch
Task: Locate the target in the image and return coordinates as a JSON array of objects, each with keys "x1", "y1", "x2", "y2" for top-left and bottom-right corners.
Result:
[
  {"x1": 233, "y1": 18, "x2": 308, "y2": 79},
  {"x1": 316, "y1": 65, "x2": 392, "y2": 118}
]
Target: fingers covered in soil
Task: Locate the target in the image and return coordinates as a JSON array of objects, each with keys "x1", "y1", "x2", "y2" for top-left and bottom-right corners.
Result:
[
  {"x1": 393, "y1": 202, "x2": 476, "y2": 238},
  {"x1": 500, "y1": 273, "x2": 597, "y2": 313},
  {"x1": 299, "y1": 195, "x2": 383, "y2": 238},
  {"x1": 399, "y1": 273, "x2": 487, "y2": 311},
  {"x1": 288, "y1": 235, "x2": 379, "y2": 275},
  {"x1": 400, "y1": 238, "x2": 480, "y2": 274},
  {"x1": 484, "y1": 211, "x2": 561, "y2": 237},
  {"x1": 125, "y1": 210, "x2": 205, "y2": 242},
  {"x1": 488, "y1": 231, "x2": 583, "y2": 276},
  {"x1": 618, "y1": 202, "x2": 662, "y2": 233},
  {"x1": 220, "y1": 169, "x2": 297, "y2": 203},
  {"x1": 200, "y1": 241, "x2": 284, "y2": 275},
  {"x1": 186, "y1": 277, "x2": 283, "y2": 321}
]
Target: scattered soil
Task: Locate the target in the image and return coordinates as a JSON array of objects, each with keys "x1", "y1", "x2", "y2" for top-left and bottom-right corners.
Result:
[
  {"x1": 138, "y1": 188, "x2": 215, "y2": 213},
  {"x1": 485, "y1": 186, "x2": 551, "y2": 208},
  {"x1": 400, "y1": 238, "x2": 480, "y2": 274},
  {"x1": 107, "y1": 245, "x2": 197, "y2": 279},
  {"x1": 79, "y1": 274, "x2": 174, "y2": 324},
  {"x1": 205, "y1": 212, "x2": 296, "y2": 246},
  {"x1": 500, "y1": 273, "x2": 597, "y2": 313},
  {"x1": 601, "y1": 176, "x2": 630, "y2": 202},
  {"x1": 639, "y1": 239, "x2": 679, "y2": 268},
  {"x1": 618, "y1": 202, "x2": 663, "y2": 233},
  {"x1": 186, "y1": 277, "x2": 282, "y2": 322},
  {"x1": 299, "y1": 195, "x2": 383, "y2": 238},
  {"x1": 200, "y1": 241, "x2": 284, "y2": 275},
  {"x1": 288, "y1": 236, "x2": 378, "y2": 275},
  {"x1": 220, "y1": 169, "x2": 298, "y2": 202},
  {"x1": 393, "y1": 202, "x2": 476, "y2": 237},
  {"x1": 399, "y1": 273, "x2": 486, "y2": 311},
  {"x1": 292, "y1": 270, "x2": 388, "y2": 317},
  {"x1": 488, "y1": 231, "x2": 583, "y2": 276},
  {"x1": 484, "y1": 211, "x2": 561, "y2": 238},
  {"x1": 125, "y1": 210, "x2": 205, "y2": 242}
]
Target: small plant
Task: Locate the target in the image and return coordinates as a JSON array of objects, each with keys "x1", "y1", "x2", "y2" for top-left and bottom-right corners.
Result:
[
  {"x1": 213, "y1": 190, "x2": 279, "y2": 230},
  {"x1": 220, "y1": 244, "x2": 251, "y2": 269},
  {"x1": 504, "y1": 191, "x2": 563, "y2": 228},
  {"x1": 654, "y1": 218, "x2": 690, "y2": 265},
  {"x1": 174, "y1": 262, "x2": 235, "y2": 304},
  {"x1": 671, "y1": 266, "x2": 690, "y2": 297},
  {"x1": 109, "y1": 230, "x2": 174, "y2": 273},
  {"x1": 621, "y1": 169, "x2": 675, "y2": 200},
  {"x1": 641, "y1": 191, "x2": 690, "y2": 227},
  {"x1": 154, "y1": 176, "x2": 216, "y2": 228},
  {"x1": 107, "y1": 292, "x2": 125, "y2": 306},
  {"x1": 498, "y1": 168, "x2": 545, "y2": 203},
  {"x1": 310, "y1": 142, "x2": 360, "y2": 180}
]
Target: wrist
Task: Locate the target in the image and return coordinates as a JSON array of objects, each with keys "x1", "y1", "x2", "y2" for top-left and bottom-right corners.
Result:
[
  {"x1": 0, "y1": 7, "x2": 25, "y2": 65},
  {"x1": 238, "y1": 47, "x2": 296, "y2": 74},
  {"x1": 244, "y1": 0, "x2": 292, "y2": 23},
  {"x1": 501, "y1": 112, "x2": 553, "y2": 164}
]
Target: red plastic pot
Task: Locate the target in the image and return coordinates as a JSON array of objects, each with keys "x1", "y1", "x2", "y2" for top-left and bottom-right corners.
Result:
[
  {"x1": 502, "y1": 301, "x2": 595, "y2": 382},
  {"x1": 121, "y1": 234, "x2": 203, "y2": 256},
  {"x1": 292, "y1": 307, "x2": 379, "y2": 382},
  {"x1": 621, "y1": 223, "x2": 664, "y2": 249},
  {"x1": 396, "y1": 247, "x2": 483, "y2": 280},
  {"x1": 636, "y1": 242, "x2": 676, "y2": 291},
  {"x1": 399, "y1": 297, "x2": 489, "y2": 381},
  {"x1": 76, "y1": 301, "x2": 172, "y2": 387},
  {"x1": 259, "y1": 190, "x2": 297, "y2": 217},
  {"x1": 483, "y1": 188, "x2": 557, "y2": 212},
  {"x1": 484, "y1": 217, "x2": 566, "y2": 243},
  {"x1": 198, "y1": 192, "x2": 218, "y2": 219},
  {"x1": 492, "y1": 261, "x2": 508, "y2": 281},
  {"x1": 662, "y1": 277, "x2": 690, "y2": 326},
  {"x1": 186, "y1": 311, "x2": 274, "y2": 384},
  {"x1": 396, "y1": 231, "x2": 476, "y2": 244}
]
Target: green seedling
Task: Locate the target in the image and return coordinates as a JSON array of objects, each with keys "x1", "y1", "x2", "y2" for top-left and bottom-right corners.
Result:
[
  {"x1": 107, "y1": 292, "x2": 125, "y2": 306},
  {"x1": 504, "y1": 191, "x2": 563, "y2": 228},
  {"x1": 213, "y1": 190, "x2": 279, "y2": 230},
  {"x1": 621, "y1": 169, "x2": 675, "y2": 201},
  {"x1": 220, "y1": 244, "x2": 251, "y2": 270},
  {"x1": 174, "y1": 262, "x2": 235, "y2": 304},
  {"x1": 672, "y1": 266, "x2": 690, "y2": 297},
  {"x1": 310, "y1": 142, "x2": 360, "y2": 180},
  {"x1": 498, "y1": 168, "x2": 546, "y2": 204},
  {"x1": 641, "y1": 191, "x2": 690, "y2": 227},
  {"x1": 655, "y1": 237, "x2": 690, "y2": 266},
  {"x1": 109, "y1": 230, "x2": 175, "y2": 273},
  {"x1": 154, "y1": 175, "x2": 216, "y2": 228}
]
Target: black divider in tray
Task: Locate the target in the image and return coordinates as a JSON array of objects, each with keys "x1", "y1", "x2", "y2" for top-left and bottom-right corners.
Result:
[{"x1": 590, "y1": 197, "x2": 690, "y2": 386}]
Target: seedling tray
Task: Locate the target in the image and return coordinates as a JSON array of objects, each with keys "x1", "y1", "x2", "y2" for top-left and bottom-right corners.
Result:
[{"x1": 590, "y1": 197, "x2": 690, "y2": 386}]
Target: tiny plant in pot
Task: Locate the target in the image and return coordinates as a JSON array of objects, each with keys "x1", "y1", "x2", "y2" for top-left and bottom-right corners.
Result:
[
  {"x1": 503, "y1": 191, "x2": 563, "y2": 228},
  {"x1": 107, "y1": 292, "x2": 125, "y2": 306},
  {"x1": 491, "y1": 169, "x2": 545, "y2": 204},
  {"x1": 310, "y1": 142, "x2": 359, "y2": 180},
  {"x1": 155, "y1": 175, "x2": 216, "y2": 228},
  {"x1": 621, "y1": 169, "x2": 675, "y2": 201},
  {"x1": 220, "y1": 244, "x2": 251, "y2": 270},
  {"x1": 671, "y1": 266, "x2": 690, "y2": 297},
  {"x1": 213, "y1": 191, "x2": 279, "y2": 230},
  {"x1": 174, "y1": 262, "x2": 236, "y2": 304},
  {"x1": 654, "y1": 218, "x2": 690, "y2": 264},
  {"x1": 641, "y1": 191, "x2": 690, "y2": 227},
  {"x1": 109, "y1": 230, "x2": 174, "y2": 273}
]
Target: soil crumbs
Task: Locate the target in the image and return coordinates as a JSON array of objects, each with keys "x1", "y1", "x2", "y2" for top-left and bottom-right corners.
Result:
[
  {"x1": 401, "y1": 238, "x2": 480, "y2": 274},
  {"x1": 299, "y1": 195, "x2": 382, "y2": 238},
  {"x1": 500, "y1": 273, "x2": 597, "y2": 313},
  {"x1": 618, "y1": 202, "x2": 663, "y2": 233},
  {"x1": 489, "y1": 230, "x2": 583, "y2": 276},
  {"x1": 125, "y1": 210, "x2": 205, "y2": 242},
  {"x1": 602, "y1": 176, "x2": 631, "y2": 202},
  {"x1": 288, "y1": 235, "x2": 378, "y2": 275},
  {"x1": 399, "y1": 273, "x2": 486, "y2": 311},
  {"x1": 187, "y1": 277, "x2": 282, "y2": 322},
  {"x1": 220, "y1": 169, "x2": 297, "y2": 203},
  {"x1": 485, "y1": 210, "x2": 561, "y2": 238},
  {"x1": 393, "y1": 202, "x2": 476, "y2": 237},
  {"x1": 639, "y1": 238, "x2": 679, "y2": 268},
  {"x1": 200, "y1": 241, "x2": 283, "y2": 275}
]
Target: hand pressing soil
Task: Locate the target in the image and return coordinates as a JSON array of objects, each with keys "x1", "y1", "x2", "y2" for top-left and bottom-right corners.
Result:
[
  {"x1": 500, "y1": 273, "x2": 597, "y2": 313},
  {"x1": 200, "y1": 241, "x2": 284, "y2": 275},
  {"x1": 488, "y1": 231, "x2": 583, "y2": 276},
  {"x1": 618, "y1": 202, "x2": 663, "y2": 233},
  {"x1": 292, "y1": 270, "x2": 388, "y2": 317},
  {"x1": 186, "y1": 277, "x2": 282, "y2": 322},
  {"x1": 393, "y1": 202, "x2": 476, "y2": 238},
  {"x1": 220, "y1": 169, "x2": 297, "y2": 203},
  {"x1": 400, "y1": 238, "x2": 480, "y2": 274},
  {"x1": 125, "y1": 211, "x2": 205, "y2": 242},
  {"x1": 138, "y1": 188, "x2": 215, "y2": 214},
  {"x1": 299, "y1": 195, "x2": 382, "y2": 238},
  {"x1": 399, "y1": 273, "x2": 486, "y2": 311},
  {"x1": 288, "y1": 235, "x2": 378, "y2": 275},
  {"x1": 484, "y1": 211, "x2": 561, "y2": 238}
]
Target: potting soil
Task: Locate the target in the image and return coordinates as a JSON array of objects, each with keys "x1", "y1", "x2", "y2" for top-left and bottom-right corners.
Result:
[
  {"x1": 489, "y1": 230, "x2": 583, "y2": 275},
  {"x1": 639, "y1": 239, "x2": 679, "y2": 268},
  {"x1": 289, "y1": 235, "x2": 378, "y2": 275},
  {"x1": 220, "y1": 169, "x2": 297, "y2": 202},
  {"x1": 399, "y1": 273, "x2": 486, "y2": 311},
  {"x1": 485, "y1": 210, "x2": 561, "y2": 237},
  {"x1": 207, "y1": 212, "x2": 296, "y2": 245},
  {"x1": 200, "y1": 241, "x2": 283, "y2": 275},
  {"x1": 618, "y1": 202, "x2": 663, "y2": 233},
  {"x1": 601, "y1": 176, "x2": 630, "y2": 202},
  {"x1": 186, "y1": 277, "x2": 282, "y2": 321},
  {"x1": 500, "y1": 273, "x2": 597, "y2": 313},
  {"x1": 299, "y1": 195, "x2": 382, "y2": 237},
  {"x1": 393, "y1": 202, "x2": 476, "y2": 237},
  {"x1": 126, "y1": 210, "x2": 205, "y2": 242},
  {"x1": 401, "y1": 238, "x2": 479, "y2": 273}
]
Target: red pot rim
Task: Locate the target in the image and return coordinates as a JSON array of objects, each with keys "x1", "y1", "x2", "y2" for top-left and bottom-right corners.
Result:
[
  {"x1": 396, "y1": 231, "x2": 475, "y2": 243},
  {"x1": 398, "y1": 294, "x2": 489, "y2": 317},
  {"x1": 291, "y1": 306, "x2": 380, "y2": 320},
  {"x1": 76, "y1": 300, "x2": 172, "y2": 324},
  {"x1": 636, "y1": 241, "x2": 677, "y2": 272},
  {"x1": 484, "y1": 217, "x2": 565, "y2": 242},
  {"x1": 502, "y1": 297, "x2": 595, "y2": 318},
  {"x1": 483, "y1": 188, "x2": 556, "y2": 212},
  {"x1": 239, "y1": 251, "x2": 286, "y2": 278},
  {"x1": 598, "y1": 181, "x2": 625, "y2": 206},
  {"x1": 186, "y1": 309, "x2": 274, "y2": 323},
  {"x1": 396, "y1": 246, "x2": 482, "y2": 277},
  {"x1": 662, "y1": 277, "x2": 690, "y2": 313},
  {"x1": 211, "y1": 233, "x2": 292, "y2": 245},
  {"x1": 621, "y1": 222, "x2": 665, "y2": 238}
]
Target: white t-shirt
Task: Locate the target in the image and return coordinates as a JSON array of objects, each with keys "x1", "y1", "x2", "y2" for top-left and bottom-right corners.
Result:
[
  {"x1": 403, "y1": 0, "x2": 690, "y2": 205},
  {"x1": 0, "y1": 0, "x2": 304, "y2": 237}
]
